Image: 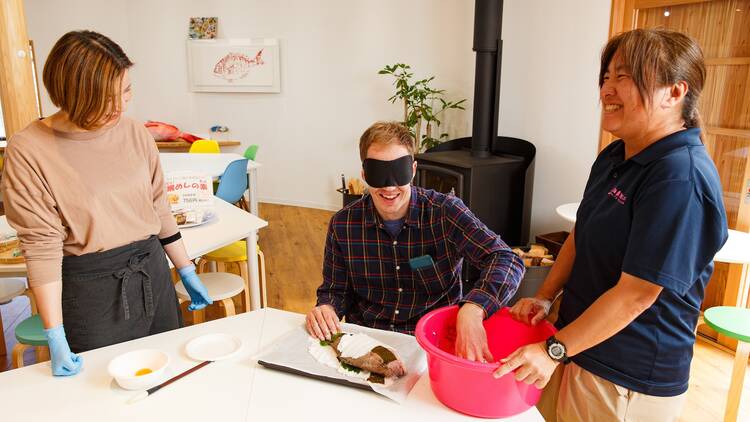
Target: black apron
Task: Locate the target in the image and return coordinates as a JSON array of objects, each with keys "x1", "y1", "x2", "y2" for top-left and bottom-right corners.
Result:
[{"x1": 61, "y1": 235, "x2": 183, "y2": 353}]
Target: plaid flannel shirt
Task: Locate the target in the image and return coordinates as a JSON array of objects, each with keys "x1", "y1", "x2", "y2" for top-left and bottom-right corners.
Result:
[{"x1": 316, "y1": 186, "x2": 525, "y2": 334}]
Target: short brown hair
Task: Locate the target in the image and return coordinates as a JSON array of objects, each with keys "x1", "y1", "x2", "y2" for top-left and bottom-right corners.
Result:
[
  {"x1": 600, "y1": 28, "x2": 705, "y2": 129},
  {"x1": 359, "y1": 121, "x2": 415, "y2": 161},
  {"x1": 43, "y1": 30, "x2": 133, "y2": 130}
]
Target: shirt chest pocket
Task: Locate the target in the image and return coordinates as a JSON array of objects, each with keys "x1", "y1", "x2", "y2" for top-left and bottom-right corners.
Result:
[{"x1": 412, "y1": 259, "x2": 448, "y2": 296}]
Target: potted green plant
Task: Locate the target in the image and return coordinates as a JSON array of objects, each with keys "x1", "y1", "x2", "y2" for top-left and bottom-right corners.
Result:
[{"x1": 379, "y1": 63, "x2": 467, "y2": 152}]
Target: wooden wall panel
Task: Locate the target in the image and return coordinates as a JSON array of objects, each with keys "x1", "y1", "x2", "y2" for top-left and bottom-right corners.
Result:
[
  {"x1": 610, "y1": 0, "x2": 750, "y2": 348},
  {"x1": 637, "y1": 0, "x2": 749, "y2": 58}
]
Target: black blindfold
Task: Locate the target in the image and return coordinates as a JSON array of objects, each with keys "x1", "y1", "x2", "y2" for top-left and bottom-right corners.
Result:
[{"x1": 362, "y1": 155, "x2": 414, "y2": 188}]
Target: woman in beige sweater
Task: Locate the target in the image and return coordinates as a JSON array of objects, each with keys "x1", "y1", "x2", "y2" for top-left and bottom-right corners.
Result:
[{"x1": 1, "y1": 31, "x2": 211, "y2": 376}]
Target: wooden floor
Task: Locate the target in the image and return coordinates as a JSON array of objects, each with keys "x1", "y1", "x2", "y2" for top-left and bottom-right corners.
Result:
[{"x1": 1, "y1": 202, "x2": 748, "y2": 421}]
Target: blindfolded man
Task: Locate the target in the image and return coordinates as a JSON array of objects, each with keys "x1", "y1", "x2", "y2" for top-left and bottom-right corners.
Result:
[{"x1": 306, "y1": 122, "x2": 525, "y2": 362}]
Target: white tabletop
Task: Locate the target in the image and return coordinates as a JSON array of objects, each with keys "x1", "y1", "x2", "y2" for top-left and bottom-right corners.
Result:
[
  {"x1": 554, "y1": 202, "x2": 750, "y2": 265},
  {"x1": 0, "y1": 308, "x2": 541, "y2": 421},
  {"x1": 176, "y1": 197, "x2": 266, "y2": 262},
  {"x1": 0, "y1": 197, "x2": 267, "y2": 273},
  {"x1": 159, "y1": 153, "x2": 261, "y2": 177},
  {"x1": 555, "y1": 202, "x2": 579, "y2": 224},
  {"x1": 713, "y1": 229, "x2": 750, "y2": 264}
]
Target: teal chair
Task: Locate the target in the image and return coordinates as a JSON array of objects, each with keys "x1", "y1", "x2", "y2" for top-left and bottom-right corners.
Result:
[
  {"x1": 243, "y1": 145, "x2": 259, "y2": 161},
  {"x1": 12, "y1": 291, "x2": 50, "y2": 368},
  {"x1": 216, "y1": 159, "x2": 249, "y2": 205},
  {"x1": 199, "y1": 158, "x2": 267, "y2": 310},
  {"x1": 703, "y1": 306, "x2": 750, "y2": 422}
]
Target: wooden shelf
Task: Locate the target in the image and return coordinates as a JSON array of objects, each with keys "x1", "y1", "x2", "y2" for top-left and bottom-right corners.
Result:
[
  {"x1": 706, "y1": 57, "x2": 750, "y2": 66},
  {"x1": 156, "y1": 140, "x2": 241, "y2": 151},
  {"x1": 634, "y1": 0, "x2": 712, "y2": 9},
  {"x1": 706, "y1": 127, "x2": 750, "y2": 140},
  {"x1": 0, "y1": 139, "x2": 242, "y2": 154}
]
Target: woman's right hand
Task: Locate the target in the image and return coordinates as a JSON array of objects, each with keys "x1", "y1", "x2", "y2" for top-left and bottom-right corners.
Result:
[
  {"x1": 509, "y1": 297, "x2": 552, "y2": 326},
  {"x1": 44, "y1": 324, "x2": 83, "y2": 376}
]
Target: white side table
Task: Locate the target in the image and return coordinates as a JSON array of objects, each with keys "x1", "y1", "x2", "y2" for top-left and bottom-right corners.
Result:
[
  {"x1": 553, "y1": 200, "x2": 750, "y2": 334},
  {"x1": 555, "y1": 202, "x2": 579, "y2": 224}
]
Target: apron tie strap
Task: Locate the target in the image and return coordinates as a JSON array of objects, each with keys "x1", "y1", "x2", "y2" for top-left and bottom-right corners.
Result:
[{"x1": 113, "y1": 251, "x2": 154, "y2": 320}]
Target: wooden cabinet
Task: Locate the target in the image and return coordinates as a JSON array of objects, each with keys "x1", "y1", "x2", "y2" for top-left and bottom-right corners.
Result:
[{"x1": 606, "y1": 0, "x2": 750, "y2": 348}]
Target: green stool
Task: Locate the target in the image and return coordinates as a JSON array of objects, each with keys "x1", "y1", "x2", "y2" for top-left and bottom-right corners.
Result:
[
  {"x1": 704, "y1": 306, "x2": 750, "y2": 422},
  {"x1": 12, "y1": 314, "x2": 49, "y2": 368}
]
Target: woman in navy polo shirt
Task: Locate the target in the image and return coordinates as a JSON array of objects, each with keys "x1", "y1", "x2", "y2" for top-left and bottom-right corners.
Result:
[{"x1": 495, "y1": 29, "x2": 728, "y2": 421}]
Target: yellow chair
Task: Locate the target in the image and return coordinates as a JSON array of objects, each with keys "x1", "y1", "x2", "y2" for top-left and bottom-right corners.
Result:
[
  {"x1": 189, "y1": 139, "x2": 220, "y2": 154},
  {"x1": 198, "y1": 243, "x2": 267, "y2": 310}
]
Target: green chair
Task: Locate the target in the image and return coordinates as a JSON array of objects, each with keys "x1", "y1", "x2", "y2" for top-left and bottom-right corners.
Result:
[
  {"x1": 12, "y1": 313, "x2": 49, "y2": 368},
  {"x1": 703, "y1": 306, "x2": 750, "y2": 422},
  {"x1": 243, "y1": 144, "x2": 259, "y2": 161}
]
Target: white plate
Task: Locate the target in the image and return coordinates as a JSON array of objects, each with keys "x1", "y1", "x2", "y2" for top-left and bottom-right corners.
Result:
[
  {"x1": 177, "y1": 214, "x2": 218, "y2": 229},
  {"x1": 185, "y1": 333, "x2": 242, "y2": 361}
]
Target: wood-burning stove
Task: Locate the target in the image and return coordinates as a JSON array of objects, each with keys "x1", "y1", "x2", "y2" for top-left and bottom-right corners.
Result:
[{"x1": 415, "y1": 0, "x2": 535, "y2": 281}]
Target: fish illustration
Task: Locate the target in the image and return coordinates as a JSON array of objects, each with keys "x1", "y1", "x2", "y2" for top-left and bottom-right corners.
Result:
[{"x1": 213, "y1": 49, "x2": 265, "y2": 82}]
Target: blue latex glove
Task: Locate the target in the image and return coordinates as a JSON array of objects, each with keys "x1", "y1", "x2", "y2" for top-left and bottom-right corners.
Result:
[
  {"x1": 44, "y1": 324, "x2": 83, "y2": 376},
  {"x1": 178, "y1": 264, "x2": 213, "y2": 311}
]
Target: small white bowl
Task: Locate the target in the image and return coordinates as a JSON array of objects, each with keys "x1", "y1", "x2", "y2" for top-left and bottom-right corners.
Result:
[{"x1": 107, "y1": 349, "x2": 170, "y2": 390}]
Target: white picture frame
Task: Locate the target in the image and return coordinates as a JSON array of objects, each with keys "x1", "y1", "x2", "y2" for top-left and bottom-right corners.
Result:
[{"x1": 186, "y1": 38, "x2": 281, "y2": 93}]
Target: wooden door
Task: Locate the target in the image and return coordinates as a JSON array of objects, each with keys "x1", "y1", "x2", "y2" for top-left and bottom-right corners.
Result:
[
  {"x1": 0, "y1": 0, "x2": 38, "y2": 138},
  {"x1": 607, "y1": 0, "x2": 750, "y2": 348}
]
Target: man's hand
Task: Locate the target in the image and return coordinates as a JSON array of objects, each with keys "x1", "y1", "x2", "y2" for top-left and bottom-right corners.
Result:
[
  {"x1": 509, "y1": 296, "x2": 552, "y2": 326},
  {"x1": 455, "y1": 303, "x2": 494, "y2": 362},
  {"x1": 305, "y1": 304, "x2": 341, "y2": 340},
  {"x1": 493, "y1": 342, "x2": 558, "y2": 388}
]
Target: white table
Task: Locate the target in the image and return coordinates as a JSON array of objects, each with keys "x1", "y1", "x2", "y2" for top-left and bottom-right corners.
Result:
[
  {"x1": 555, "y1": 202, "x2": 579, "y2": 224},
  {"x1": 177, "y1": 197, "x2": 268, "y2": 311},
  {"x1": 0, "y1": 308, "x2": 542, "y2": 421},
  {"x1": 554, "y1": 201, "x2": 750, "y2": 315},
  {"x1": 0, "y1": 196, "x2": 268, "y2": 308},
  {"x1": 159, "y1": 153, "x2": 262, "y2": 216}
]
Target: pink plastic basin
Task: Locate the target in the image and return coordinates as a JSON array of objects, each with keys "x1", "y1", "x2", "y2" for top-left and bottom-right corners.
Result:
[{"x1": 415, "y1": 305, "x2": 556, "y2": 419}]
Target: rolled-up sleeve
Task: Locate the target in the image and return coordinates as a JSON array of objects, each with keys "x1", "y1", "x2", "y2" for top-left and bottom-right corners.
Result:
[{"x1": 445, "y1": 197, "x2": 525, "y2": 317}]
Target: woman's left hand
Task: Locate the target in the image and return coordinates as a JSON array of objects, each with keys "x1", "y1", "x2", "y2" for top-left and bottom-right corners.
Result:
[
  {"x1": 493, "y1": 341, "x2": 558, "y2": 388},
  {"x1": 177, "y1": 264, "x2": 213, "y2": 310}
]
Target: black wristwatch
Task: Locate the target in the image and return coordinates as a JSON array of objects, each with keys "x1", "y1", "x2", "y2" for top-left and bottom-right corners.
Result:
[{"x1": 545, "y1": 336, "x2": 571, "y2": 364}]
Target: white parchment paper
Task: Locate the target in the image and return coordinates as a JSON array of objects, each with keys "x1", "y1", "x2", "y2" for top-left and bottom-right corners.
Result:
[{"x1": 254, "y1": 323, "x2": 427, "y2": 404}]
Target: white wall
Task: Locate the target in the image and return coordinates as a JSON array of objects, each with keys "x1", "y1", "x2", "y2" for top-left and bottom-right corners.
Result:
[
  {"x1": 23, "y1": 0, "x2": 610, "y2": 238},
  {"x1": 24, "y1": 0, "x2": 475, "y2": 211},
  {"x1": 500, "y1": 1, "x2": 610, "y2": 237}
]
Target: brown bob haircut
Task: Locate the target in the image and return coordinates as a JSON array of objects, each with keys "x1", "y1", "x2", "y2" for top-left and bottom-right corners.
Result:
[
  {"x1": 599, "y1": 28, "x2": 705, "y2": 130},
  {"x1": 43, "y1": 30, "x2": 133, "y2": 130},
  {"x1": 359, "y1": 121, "x2": 416, "y2": 162}
]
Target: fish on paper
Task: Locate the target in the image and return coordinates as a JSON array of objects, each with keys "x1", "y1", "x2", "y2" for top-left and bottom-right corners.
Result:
[{"x1": 213, "y1": 49, "x2": 265, "y2": 82}]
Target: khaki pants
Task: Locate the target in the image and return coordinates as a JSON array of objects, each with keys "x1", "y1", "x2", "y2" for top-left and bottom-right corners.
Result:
[{"x1": 537, "y1": 363, "x2": 687, "y2": 422}]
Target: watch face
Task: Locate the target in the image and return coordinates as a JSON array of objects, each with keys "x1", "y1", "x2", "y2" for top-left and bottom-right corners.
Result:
[{"x1": 548, "y1": 343, "x2": 565, "y2": 360}]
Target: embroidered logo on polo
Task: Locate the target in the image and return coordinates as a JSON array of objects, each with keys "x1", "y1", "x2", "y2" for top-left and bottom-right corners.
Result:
[{"x1": 608, "y1": 187, "x2": 627, "y2": 205}]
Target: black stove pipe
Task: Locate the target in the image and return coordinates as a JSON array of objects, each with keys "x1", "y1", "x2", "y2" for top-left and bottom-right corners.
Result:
[{"x1": 471, "y1": 0, "x2": 503, "y2": 158}]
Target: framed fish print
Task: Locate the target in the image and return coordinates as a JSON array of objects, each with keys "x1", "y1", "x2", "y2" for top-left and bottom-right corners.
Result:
[{"x1": 186, "y1": 38, "x2": 281, "y2": 93}]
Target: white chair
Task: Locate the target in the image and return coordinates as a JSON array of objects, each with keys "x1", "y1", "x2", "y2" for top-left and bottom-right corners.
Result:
[{"x1": 174, "y1": 272, "x2": 245, "y2": 324}]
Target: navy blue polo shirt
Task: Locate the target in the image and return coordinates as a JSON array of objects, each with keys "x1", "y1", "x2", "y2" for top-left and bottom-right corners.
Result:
[{"x1": 557, "y1": 128, "x2": 728, "y2": 396}]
